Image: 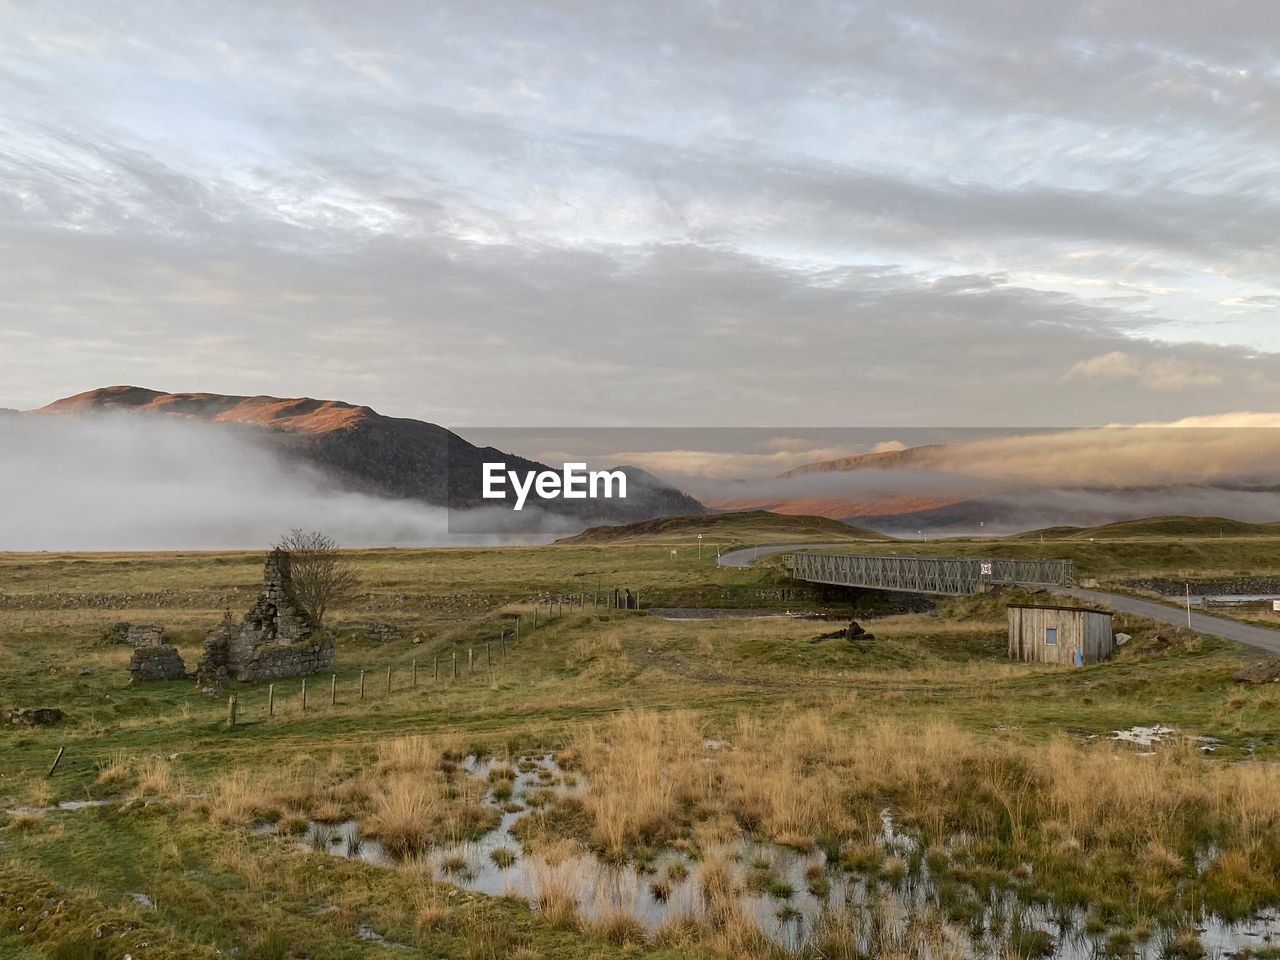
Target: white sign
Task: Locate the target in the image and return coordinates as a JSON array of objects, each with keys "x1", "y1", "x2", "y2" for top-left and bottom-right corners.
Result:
[
  {"x1": 980, "y1": 562, "x2": 993, "y2": 576},
  {"x1": 1273, "y1": 600, "x2": 1280, "y2": 613}
]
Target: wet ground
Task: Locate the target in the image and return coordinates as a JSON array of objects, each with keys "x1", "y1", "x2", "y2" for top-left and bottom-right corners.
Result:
[{"x1": 253, "y1": 752, "x2": 1280, "y2": 959}]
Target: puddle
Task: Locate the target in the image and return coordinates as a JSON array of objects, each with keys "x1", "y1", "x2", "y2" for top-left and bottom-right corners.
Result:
[
  {"x1": 648, "y1": 607, "x2": 821, "y2": 620},
  {"x1": 356, "y1": 922, "x2": 408, "y2": 949},
  {"x1": 1111, "y1": 725, "x2": 1221, "y2": 753},
  {"x1": 1111, "y1": 724, "x2": 1177, "y2": 747},
  {"x1": 259, "y1": 753, "x2": 1280, "y2": 958},
  {"x1": 5, "y1": 799, "x2": 114, "y2": 815}
]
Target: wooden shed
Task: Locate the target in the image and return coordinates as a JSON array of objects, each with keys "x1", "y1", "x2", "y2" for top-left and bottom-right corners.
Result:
[{"x1": 1007, "y1": 603, "x2": 1114, "y2": 666}]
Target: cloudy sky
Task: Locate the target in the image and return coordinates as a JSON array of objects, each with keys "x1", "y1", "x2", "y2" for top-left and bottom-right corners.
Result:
[{"x1": 3, "y1": 1, "x2": 1280, "y2": 427}]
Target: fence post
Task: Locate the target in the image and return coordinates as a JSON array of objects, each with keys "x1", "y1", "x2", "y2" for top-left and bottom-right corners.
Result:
[
  {"x1": 412, "y1": 659, "x2": 418, "y2": 688},
  {"x1": 267, "y1": 683, "x2": 274, "y2": 717},
  {"x1": 227, "y1": 694, "x2": 237, "y2": 728},
  {"x1": 515, "y1": 617, "x2": 520, "y2": 643},
  {"x1": 301, "y1": 678, "x2": 307, "y2": 712},
  {"x1": 47, "y1": 746, "x2": 65, "y2": 777},
  {"x1": 468, "y1": 647, "x2": 474, "y2": 672},
  {"x1": 434, "y1": 656, "x2": 439, "y2": 680},
  {"x1": 486, "y1": 643, "x2": 492, "y2": 668},
  {"x1": 452, "y1": 652, "x2": 457, "y2": 679},
  {"x1": 386, "y1": 664, "x2": 392, "y2": 695},
  {"x1": 359, "y1": 670, "x2": 365, "y2": 700},
  {"x1": 331, "y1": 673, "x2": 337, "y2": 706}
]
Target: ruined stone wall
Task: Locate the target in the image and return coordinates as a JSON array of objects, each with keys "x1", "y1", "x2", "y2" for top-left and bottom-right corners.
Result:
[
  {"x1": 196, "y1": 549, "x2": 332, "y2": 685},
  {"x1": 235, "y1": 639, "x2": 335, "y2": 682},
  {"x1": 125, "y1": 623, "x2": 187, "y2": 682}
]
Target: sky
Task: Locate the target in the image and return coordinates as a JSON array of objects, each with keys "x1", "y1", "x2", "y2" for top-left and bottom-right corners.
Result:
[{"x1": 3, "y1": 1, "x2": 1280, "y2": 427}]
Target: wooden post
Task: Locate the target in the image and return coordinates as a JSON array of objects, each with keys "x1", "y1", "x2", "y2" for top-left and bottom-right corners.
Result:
[
  {"x1": 360, "y1": 670, "x2": 366, "y2": 700},
  {"x1": 412, "y1": 659, "x2": 418, "y2": 688},
  {"x1": 636, "y1": 590, "x2": 641, "y2": 610},
  {"x1": 386, "y1": 664, "x2": 392, "y2": 695},
  {"x1": 486, "y1": 643, "x2": 492, "y2": 668},
  {"x1": 331, "y1": 673, "x2": 337, "y2": 706},
  {"x1": 301, "y1": 678, "x2": 307, "y2": 712},
  {"x1": 47, "y1": 746, "x2": 65, "y2": 777},
  {"x1": 227, "y1": 694, "x2": 238, "y2": 728},
  {"x1": 468, "y1": 647, "x2": 474, "y2": 672},
  {"x1": 533, "y1": 607, "x2": 538, "y2": 628},
  {"x1": 267, "y1": 683, "x2": 274, "y2": 717},
  {"x1": 515, "y1": 617, "x2": 520, "y2": 643},
  {"x1": 452, "y1": 652, "x2": 457, "y2": 679},
  {"x1": 434, "y1": 656, "x2": 439, "y2": 680}
]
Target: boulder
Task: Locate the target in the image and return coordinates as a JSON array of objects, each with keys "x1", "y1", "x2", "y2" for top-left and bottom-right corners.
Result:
[
  {"x1": 4, "y1": 707, "x2": 65, "y2": 727},
  {"x1": 1233, "y1": 660, "x2": 1280, "y2": 685}
]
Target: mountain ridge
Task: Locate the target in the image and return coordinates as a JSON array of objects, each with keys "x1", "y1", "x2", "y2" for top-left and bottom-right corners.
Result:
[{"x1": 36, "y1": 386, "x2": 706, "y2": 523}]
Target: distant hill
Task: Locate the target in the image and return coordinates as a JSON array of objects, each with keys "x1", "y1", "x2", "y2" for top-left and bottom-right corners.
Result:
[
  {"x1": 777, "y1": 443, "x2": 950, "y2": 477},
  {"x1": 36, "y1": 386, "x2": 705, "y2": 523},
  {"x1": 556, "y1": 510, "x2": 892, "y2": 544},
  {"x1": 1017, "y1": 516, "x2": 1280, "y2": 540}
]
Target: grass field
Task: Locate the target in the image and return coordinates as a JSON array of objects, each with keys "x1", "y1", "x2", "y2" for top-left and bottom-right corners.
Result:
[{"x1": 4, "y1": 527, "x2": 1280, "y2": 959}]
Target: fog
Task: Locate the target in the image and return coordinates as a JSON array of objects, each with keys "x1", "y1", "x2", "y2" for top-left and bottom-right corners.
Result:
[{"x1": 0, "y1": 413, "x2": 571, "y2": 550}]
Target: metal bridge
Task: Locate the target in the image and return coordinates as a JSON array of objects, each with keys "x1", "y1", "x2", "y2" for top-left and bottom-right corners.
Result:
[{"x1": 789, "y1": 551, "x2": 1074, "y2": 596}]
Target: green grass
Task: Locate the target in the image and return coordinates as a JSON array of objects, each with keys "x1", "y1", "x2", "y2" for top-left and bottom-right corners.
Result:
[{"x1": 3, "y1": 540, "x2": 1280, "y2": 958}]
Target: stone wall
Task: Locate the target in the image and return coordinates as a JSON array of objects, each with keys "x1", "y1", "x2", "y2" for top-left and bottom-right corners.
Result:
[
  {"x1": 126, "y1": 623, "x2": 187, "y2": 682},
  {"x1": 237, "y1": 640, "x2": 336, "y2": 682},
  {"x1": 196, "y1": 549, "x2": 334, "y2": 685}
]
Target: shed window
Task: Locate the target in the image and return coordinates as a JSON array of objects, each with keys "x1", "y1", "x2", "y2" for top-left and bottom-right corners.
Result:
[{"x1": 1045, "y1": 627, "x2": 1058, "y2": 645}]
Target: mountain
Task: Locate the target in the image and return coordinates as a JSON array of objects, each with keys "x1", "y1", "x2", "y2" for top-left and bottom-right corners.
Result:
[
  {"x1": 557, "y1": 510, "x2": 892, "y2": 544},
  {"x1": 37, "y1": 386, "x2": 705, "y2": 524},
  {"x1": 777, "y1": 444, "x2": 950, "y2": 477},
  {"x1": 1014, "y1": 516, "x2": 1280, "y2": 540},
  {"x1": 709, "y1": 439, "x2": 1280, "y2": 535}
]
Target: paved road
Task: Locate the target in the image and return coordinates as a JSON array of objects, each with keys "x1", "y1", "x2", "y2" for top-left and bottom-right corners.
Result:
[
  {"x1": 717, "y1": 543, "x2": 1280, "y2": 656},
  {"x1": 716, "y1": 543, "x2": 856, "y2": 567},
  {"x1": 1054, "y1": 587, "x2": 1280, "y2": 657}
]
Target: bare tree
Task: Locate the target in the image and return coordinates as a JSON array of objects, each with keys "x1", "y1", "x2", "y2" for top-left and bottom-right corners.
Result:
[{"x1": 274, "y1": 529, "x2": 359, "y2": 628}]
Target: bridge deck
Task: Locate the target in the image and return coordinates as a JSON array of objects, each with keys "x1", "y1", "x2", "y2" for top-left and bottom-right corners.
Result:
[{"x1": 789, "y1": 552, "x2": 1073, "y2": 596}]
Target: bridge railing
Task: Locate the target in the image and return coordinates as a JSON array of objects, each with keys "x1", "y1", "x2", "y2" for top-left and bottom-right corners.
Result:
[{"x1": 790, "y1": 552, "x2": 1073, "y2": 596}]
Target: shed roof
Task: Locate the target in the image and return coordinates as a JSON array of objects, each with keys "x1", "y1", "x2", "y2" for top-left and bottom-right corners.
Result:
[{"x1": 1006, "y1": 603, "x2": 1112, "y2": 615}]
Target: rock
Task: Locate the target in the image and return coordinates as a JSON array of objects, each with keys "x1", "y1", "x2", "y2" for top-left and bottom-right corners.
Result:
[
  {"x1": 4, "y1": 707, "x2": 65, "y2": 727},
  {"x1": 810, "y1": 619, "x2": 875, "y2": 643},
  {"x1": 77, "y1": 666, "x2": 93, "y2": 676},
  {"x1": 128, "y1": 642, "x2": 186, "y2": 683},
  {"x1": 364, "y1": 621, "x2": 402, "y2": 643},
  {"x1": 1233, "y1": 661, "x2": 1280, "y2": 685},
  {"x1": 1115, "y1": 633, "x2": 1132, "y2": 647}
]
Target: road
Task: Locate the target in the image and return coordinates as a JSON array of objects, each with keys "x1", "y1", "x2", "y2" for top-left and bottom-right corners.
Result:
[
  {"x1": 716, "y1": 543, "x2": 855, "y2": 567},
  {"x1": 718, "y1": 543, "x2": 1280, "y2": 657},
  {"x1": 1053, "y1": 587, "x2": 1280, "y2": 657}
]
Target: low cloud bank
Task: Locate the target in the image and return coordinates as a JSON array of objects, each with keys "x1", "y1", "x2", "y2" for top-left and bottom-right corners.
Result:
[{"x1": 0, "y1": 414, "x2": 570, "y2": 550}]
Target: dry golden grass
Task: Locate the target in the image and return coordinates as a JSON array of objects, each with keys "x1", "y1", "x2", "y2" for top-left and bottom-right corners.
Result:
[
  {"x1": 566, "y1": 705, "x2": 1280, "y2": 915},
  {"x1": 530, "y1": 858, "x2": 582, "y2": 928}
]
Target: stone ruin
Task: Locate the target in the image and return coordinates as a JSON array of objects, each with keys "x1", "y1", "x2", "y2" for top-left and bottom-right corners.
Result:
[
  {"x1": 364, "y1": 621, "x2": 402, "y2": 643},
  {"x1": 195, "y1": 549, "x2": 335, "y2": 685},
  {"x1": 126, "y1": 624, "x2": 188, "y2": 683}
]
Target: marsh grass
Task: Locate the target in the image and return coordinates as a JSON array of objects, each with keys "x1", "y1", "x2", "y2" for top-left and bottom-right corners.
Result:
[{"x1": 566, "y1": 708, "x2": 1280, "y2": 925}]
